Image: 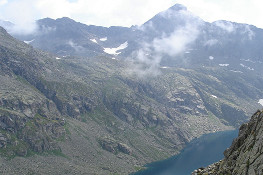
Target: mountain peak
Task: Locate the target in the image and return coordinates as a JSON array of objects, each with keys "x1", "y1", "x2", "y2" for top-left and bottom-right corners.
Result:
[
  {"x1": 38, "y1": 17, "x2": 76, "y2": 25},
  {"x1": 169, "y1": 4, "x2": 187, "y2": 11},
  {"x1": 56, "y1": 17, "x2": 75, "y2": 22}
]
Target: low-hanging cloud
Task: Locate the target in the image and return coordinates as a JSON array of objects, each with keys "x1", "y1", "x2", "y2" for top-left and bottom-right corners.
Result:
[
  {"x1": 0, "y1": 0, "x2": 175, "y2": 35},
  {"x1": 1, "y1": 0, "x2": 39, "y2": 35},
  {"x1": 38, "y1": 25, "x2": 57, "y2": 35},
  {"x1": 1, "y1": 0, "x2": 263, "y2": 34},
  {"x1": 204, "y1": 39, "x2": 219, "y2": 46},
  {"x1": 214, "y1": 21, "x2": 236, "y2": 33},
  {"x1": 243, "y1": 25, "x2": 255, "y2": 40},
  {"x1": 128, "y1": 22, "x2": 201, "y2": 77},
  {"x1": 68, "y1": 40, "x2": 85, "y2": 53},
  {"x1": 128, "y1": 47, "x2": 162, "y2": 78},
  {"x1": 127, "y1": 6, "x2": 203, "y2": 78},
  {"x1": 152, "y1": 24, "x2": 200, "y2": 57}
]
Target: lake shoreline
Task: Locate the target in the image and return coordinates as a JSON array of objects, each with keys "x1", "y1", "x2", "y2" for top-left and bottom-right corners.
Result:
[{"x1": 131, "y1": 130, "x2": 238, "y2": 175}]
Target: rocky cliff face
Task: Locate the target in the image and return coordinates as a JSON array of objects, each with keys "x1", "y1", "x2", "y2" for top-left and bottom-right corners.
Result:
[
  {"x1": 193, "y1": 109, "x2": 263, "y2": 175},
  {"x1": 2, "y1": 3, "x2": 263, "y2": 172},
  {"x1": 0, "y1": 26, "x2": 66, "y2": 157},
  {"x1": 1, "y1": 23, "x2": 263, "y2": 174}
]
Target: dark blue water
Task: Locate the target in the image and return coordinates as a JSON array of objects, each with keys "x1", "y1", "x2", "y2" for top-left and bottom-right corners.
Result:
[{"x1": 132, "y1": 130, "x2": 238, "y2": 175}]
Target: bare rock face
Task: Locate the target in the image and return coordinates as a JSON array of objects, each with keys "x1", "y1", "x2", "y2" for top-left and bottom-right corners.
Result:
[
  {"x1": 99, "y1": 137, "x2": 132, "y2": 155},
  {"x1": 0, "y1": 27, "x2": 66, "y2": 156},
  {"x1": 193, "y1": 109, "x2": 263, "y2": 175},
  {"x1": 0, "y1": 101, "x2": 66, "y2": 156},
  {"x1": 1, "y1": 22, "x2": 263, "y2": 174}
]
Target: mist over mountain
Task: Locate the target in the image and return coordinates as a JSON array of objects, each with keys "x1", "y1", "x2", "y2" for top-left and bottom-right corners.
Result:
[
  {"x1": 0, "y1": 3, "x2": 263, "y2": 175},
  {"x1": 6, "y1": 4, "x2": 263, "y2": 77}
]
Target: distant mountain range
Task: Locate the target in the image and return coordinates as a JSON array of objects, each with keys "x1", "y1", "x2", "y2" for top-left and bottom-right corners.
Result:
[
  {"x1": 0, "y1": 4, "x2": 263, "y2": 175},
  {"x1": 2, "y1": 4, "x2": 262, "y2": 76}
]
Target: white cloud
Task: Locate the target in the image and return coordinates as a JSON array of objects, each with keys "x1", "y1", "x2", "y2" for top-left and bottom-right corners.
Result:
[
  {"x1": 68, "y1": 40, "x2": 84, "y2": 52},
  {"x1": 176, "y1": 0, "x2": 263, "y2": 28},
  {"x1": 204, "y1": 39, "x2": 218, "y2": 46},
  {"x1": 214, "y1": 21, "x2": 235, "y2": 33},
  {"x1": 152, "y1": 24, "x2": 200, "y2": 56},
  {"x1": 36, "y1": 0, "x2": 73, "y2": 19},
  {"x1": 128, "y1": 47, "x2": 162, "y2": 78},
  {"x1": 129, "y1": 13, "x2": 201, "y2": 77},
  {"x1": 1, "y1": 0, "x2": 39, "y2": 34},
  {"x1": 243, "y1": 25, "x2": 255, "y2": 40},
  {"x1": 0, "y1": 0, "x2": 262, "y2": 35},
  {"x1": 38, "y1": 25, "x2": 56, "y2": 34},
  {"x1": 0, "y1": 0, "x2": 7, "y2": 6},
  {"x1": 0, "y1": 0, "x2": 176, "y2": 28}
]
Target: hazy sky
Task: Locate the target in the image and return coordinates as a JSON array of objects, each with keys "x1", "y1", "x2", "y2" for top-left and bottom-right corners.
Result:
[{"x1": 0, "y1": 0, "x2": 262, "y2": 28}]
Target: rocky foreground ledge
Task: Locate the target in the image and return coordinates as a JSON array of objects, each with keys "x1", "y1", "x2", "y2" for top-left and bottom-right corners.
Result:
[{"x1": 192, "y1": 109, "x2": 263, "y2": 175}]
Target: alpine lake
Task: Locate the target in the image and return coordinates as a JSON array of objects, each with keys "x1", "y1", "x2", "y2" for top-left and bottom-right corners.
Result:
[{"x1": 132, "y1": 130, "x2": 238, "y2": 175}]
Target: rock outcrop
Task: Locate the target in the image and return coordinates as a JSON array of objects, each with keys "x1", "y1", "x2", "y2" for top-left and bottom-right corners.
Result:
[
  {"x1": 193, "y1": 109, "x2": 263, "y2": 175},
  {"x1": 1, "y1": 17, "x2": 263, "y2": 173},
  {"x1": 0, "y1": 26, "x2": 66, "y2": 157},
  {"x1": 99, "y1": 137, "x2": 132, "y2": 155}
]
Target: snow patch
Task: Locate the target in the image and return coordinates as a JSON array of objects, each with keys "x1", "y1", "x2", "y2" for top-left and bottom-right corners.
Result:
[
  {"x1": 90, "y1": 39, "x2": 98, "y2": 43},
  {"x1": 240, "y1": 59, "x2": 256, "y2": 63},
  {"x1": 209, "y1": 56, "x2": 214, "y2": 60},
  {"x1": 112, "y1": 57, "x2": 116, "y2": 60},
  {"x1": 204, "y1": 39, "x2": 218, "y2": 46},
  {"x1": 240, "y1": 59, "x2": 262, "y2": 64},
  {"x1": 230, "y1": 70, "x2": 243, "y2": 73},
  {"x1": 56, "y1": 57, "x2": 61, "y2": 60},
  {"x1": 160, "y1": 66, "x2": 169, "y2": 69},
  {"x1": 24, "y1": 39, "x2": 34, "y2": 44},
  {"x1": 211, "y1": 95, "x2": 218, "y2": 99},
  {"x1": 240, "y1": 64, "x2": 254, "y2": 70},
  {"x1": 104, "y1": 41, "x2": 128, "y2": 55},
  {"x1": 185, "y1": 51, "x2": 190, "y2": 54},
  {"x1": 219, "y1": 64, "x2": 229, "y2": 67},
  {"x1": 100, "y1": 37, "x2": 107, "y2": 41},
  {"x1": 258, "y1": 99, "x2": 263, "y2": 106}
]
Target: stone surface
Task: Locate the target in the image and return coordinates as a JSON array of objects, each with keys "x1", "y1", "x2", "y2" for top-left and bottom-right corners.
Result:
[
  {"x1": 193, "y1": 110, "x2": 263, "y2": 175},
  {"x1": 1, "y1": 7, "x2": 263, "y2": 173}
]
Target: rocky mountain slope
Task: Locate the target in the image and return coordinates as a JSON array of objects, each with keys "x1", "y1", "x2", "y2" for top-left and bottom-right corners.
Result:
[
  {"x1": 0, "y1": 26, "x2": 66, "y2": 157},
  {"x1": 8, "y1": 4, "x2": 263, "y2": 76},
  {"x1": 0, "y1": 3, "x2": 263, "y2": 175},
  {"x1": 193, "y1": 109, "x2": 263, "y2": 175},
  {"x1": 12, "y1": 17, "x2": 138, "y2": 57},
  {"x1": 0, "y1": 24, "x2": 262, "y2": 174}
]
